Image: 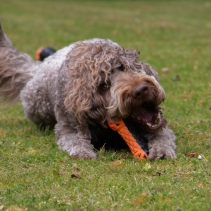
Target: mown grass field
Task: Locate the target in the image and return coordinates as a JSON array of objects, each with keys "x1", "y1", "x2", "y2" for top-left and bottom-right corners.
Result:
[{"x1": 0, "y1": 0, "x2": 211, "y2": 210}]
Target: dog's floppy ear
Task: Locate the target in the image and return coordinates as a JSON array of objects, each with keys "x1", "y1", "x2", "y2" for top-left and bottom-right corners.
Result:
[
  {"x1": 64, "y1": 66, "x2": 93, "y2": 124},
  {"x1": 63, "y1": 43, "x2": 99, "y2": 124},
  {"x1": 141, "y1": 62, "x2": 159, "y2": 81},
  {"x1": 64, "y1": 40, "x2": 117, "y2": 124}
]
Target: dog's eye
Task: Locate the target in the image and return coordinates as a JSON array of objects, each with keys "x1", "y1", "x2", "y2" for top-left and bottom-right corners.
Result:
[
  {"x1": 118, "y1": 64, "x2": 124, "y2": 71},
  {"x1": 112, "y1": 64, "x2": 124, "y2": 73},
  {"x1": 100, "y1": 83, "x2": 110, "y2": 91}
]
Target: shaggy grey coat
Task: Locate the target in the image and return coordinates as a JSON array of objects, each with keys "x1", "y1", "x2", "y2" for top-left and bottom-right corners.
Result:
[{"x1": 0, "y1": 23, "x2": 176, "y2": 159}]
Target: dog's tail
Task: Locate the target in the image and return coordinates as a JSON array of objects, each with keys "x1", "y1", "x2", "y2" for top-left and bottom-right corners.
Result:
[{"x1": 0, "y1": 22, "x2": 35, "y2": 103}]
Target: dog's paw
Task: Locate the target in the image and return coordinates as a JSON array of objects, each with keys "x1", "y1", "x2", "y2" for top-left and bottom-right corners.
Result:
[
  {"x1": 56, "y1": 130, "x2": 96, "y2": 159},
  {"x1": 148, "y1": 145, "x2": 176, "y2": 160},
  {"x1": 69, "y1": 147, "x2": 97, "y2": 159},
  {"x1": 57, "y1": 139, "x2": 97, "y2": 159}
]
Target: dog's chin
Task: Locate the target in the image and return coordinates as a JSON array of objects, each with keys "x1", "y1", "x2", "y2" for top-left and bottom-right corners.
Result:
[{"x1": 129, "y1": 103, "x2": 163, "y2": 131}]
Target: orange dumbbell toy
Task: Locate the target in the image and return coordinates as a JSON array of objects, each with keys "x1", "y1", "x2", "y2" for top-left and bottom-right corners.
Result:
[
  {"x1": 108, "y1": 120, "x2": 148, "y2": 160},
  {"x1": 36, "y1": 46, "x2": 56, "y2": 61}
]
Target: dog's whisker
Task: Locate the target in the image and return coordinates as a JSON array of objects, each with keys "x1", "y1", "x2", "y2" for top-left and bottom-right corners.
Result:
[{"x1": 105, "y1": 105, "x2": 114, "y2": 109}]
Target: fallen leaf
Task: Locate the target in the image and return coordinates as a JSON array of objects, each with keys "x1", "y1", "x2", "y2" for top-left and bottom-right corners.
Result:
[
  {"x1": 198, "y1": 100, "x2": 204, "y2": 104},
  {"x1": 53, "y1": 170, "x2": 61, "y2": 176},
  {"x1": 131, "y1": 192, "x2": 147, "y2": 204},
  {"x1": 143, "y1": 163, "x2": 151, "y2": 171},
  {"x1": 28, "y1": 149, "x2": 37, "y2": 155},
  {"x1": 134, "y1": 29, "x2": 141, "y2": 35},
  {"x1": 112, "y1": 30, "x2": 119, "y2": 35},
  {"x1": 193, "y1": 48, "x2": 198, "y2": 54},
  {"x1": 109, "y1": 159, "x2": 124, "y2": 167},
  {"x1": 155, "y1": 172, "x2": 161, "y2": 176},
  {"x1": 73, "y1": 163, "x2": 81, "y2": 171},
  {"x1": 0, "y1": 130, "x2": 4, "y2": 137},
  {"x1": 153, "y1": 170, "x2": 166, "y2": 176},
  {"x1": 187, "y1": 152, "x2": 198, "y2": 157},
  {"x1": 70, "y1": 173, "x2": 81, "y2": 179},
  {"x1": 172, "y1": 75, "x2": 181, "y2": 81},
  {"x1": 86, "y1": 21, "x2": 93, "y2": 26},
  {"x1": 74, "y1": 167, "x2": 81, "y2": 172},
  {"x1": 161, "y1": 67, "x2": 169, "y2": 72}
]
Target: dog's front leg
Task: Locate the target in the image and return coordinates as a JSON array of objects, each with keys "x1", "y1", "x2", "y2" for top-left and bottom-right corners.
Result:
[
  {"x1": 147, "y1": 126, "x2": 176, "y2": 160},
  {"x1": 55, "y1": 123, "x2": 96, "y2": 159},
  {"x1": 54, "y1": 109, "x2": 96, "y2": 159}
]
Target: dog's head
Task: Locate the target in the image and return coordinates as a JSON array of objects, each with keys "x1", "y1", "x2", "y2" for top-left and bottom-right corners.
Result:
[{"x1": 64, "y1": 39, "x2": 166, "y2": 131}]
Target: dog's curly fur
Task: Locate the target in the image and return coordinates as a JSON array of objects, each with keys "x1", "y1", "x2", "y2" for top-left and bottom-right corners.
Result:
[{"x1": 0, "y1": 23, "x2": 176, "y2": 159}]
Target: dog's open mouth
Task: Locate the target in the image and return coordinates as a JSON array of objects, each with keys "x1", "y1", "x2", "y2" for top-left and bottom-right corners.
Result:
[{"x1": 131, "y1": 102, "x2": 163, "y2": 130}]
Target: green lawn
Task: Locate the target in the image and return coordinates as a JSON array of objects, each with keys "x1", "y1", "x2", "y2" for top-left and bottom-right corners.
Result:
[{"x1": 0, "y1": 0, "x2": 211, "y2": 210}]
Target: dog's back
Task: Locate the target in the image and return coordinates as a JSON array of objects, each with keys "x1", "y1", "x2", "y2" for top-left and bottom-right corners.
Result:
[{"x1": 20, "y1": 45, "x2": 73, "y2": 128}]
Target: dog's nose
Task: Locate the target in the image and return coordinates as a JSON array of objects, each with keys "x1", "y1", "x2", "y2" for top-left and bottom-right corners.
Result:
[{"x1": 132, "y1": 85, "x2": 148, "y2": 98}]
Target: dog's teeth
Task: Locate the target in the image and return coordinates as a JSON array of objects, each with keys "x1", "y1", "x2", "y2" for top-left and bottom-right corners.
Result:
[
  {"x1": 158, "y1": 113, "x2": 161, "y2": 119},
  {"x1": 147, "y1": 122, "x2": 152, "y2": 127}
]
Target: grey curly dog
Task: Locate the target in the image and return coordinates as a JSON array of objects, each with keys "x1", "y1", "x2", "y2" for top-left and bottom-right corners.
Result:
[{"x1": 0, "y1": 23, "x2": 176, "y2": 160}]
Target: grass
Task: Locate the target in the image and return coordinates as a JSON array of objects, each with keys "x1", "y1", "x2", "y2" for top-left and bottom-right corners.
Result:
[{"x1": 0, "y1": 0, "x2": 211, "y2": 210}]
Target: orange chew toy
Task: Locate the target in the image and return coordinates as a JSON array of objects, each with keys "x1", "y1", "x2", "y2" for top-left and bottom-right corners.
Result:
[{"x1": 108, "y1": 120, "x2": 148, "y2": 160}]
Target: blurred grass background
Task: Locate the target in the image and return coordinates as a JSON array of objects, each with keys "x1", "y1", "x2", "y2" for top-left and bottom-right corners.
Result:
[{"x1": 0, "y1": 0, "x2": 211, "y2": 210}]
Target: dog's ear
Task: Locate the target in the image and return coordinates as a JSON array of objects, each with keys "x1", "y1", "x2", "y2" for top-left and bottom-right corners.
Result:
[
  {"x1": 141, "y1": 62, "x2": 159, "y2": 81},
  {"x1": 64, "y1": 41, "x2": 114, "y2": 124},
  {"x1": 64, "y1": 68, "x2": 93, "y2": 124},
  {"x1": 118, "y1": 48, "x2": 160, "y2": 81}
]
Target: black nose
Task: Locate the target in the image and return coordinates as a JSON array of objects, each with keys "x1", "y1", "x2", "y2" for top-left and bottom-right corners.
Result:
[{"x1": 132, "y1": 85, "x2": 149, "y2": 98}]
